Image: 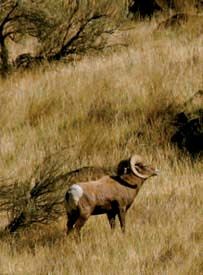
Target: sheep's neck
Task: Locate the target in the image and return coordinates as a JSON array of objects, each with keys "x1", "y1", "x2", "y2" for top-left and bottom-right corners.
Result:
[{"x1": 112, "y1": 174, "x2": 144, "y2": 189}]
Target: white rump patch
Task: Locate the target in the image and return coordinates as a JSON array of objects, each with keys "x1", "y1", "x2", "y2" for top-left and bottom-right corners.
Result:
[{"x1": 65, "y1": 184, "x2": 83, "y2": 212}]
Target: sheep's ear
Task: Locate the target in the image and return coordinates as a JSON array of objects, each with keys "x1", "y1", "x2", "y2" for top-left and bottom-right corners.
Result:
[
  {"x1": 117, "y1": 160, "x2": 129, "y2": 176},
  {"x1": 124, "y1": 167, "x2": 128, "y2": 174}
]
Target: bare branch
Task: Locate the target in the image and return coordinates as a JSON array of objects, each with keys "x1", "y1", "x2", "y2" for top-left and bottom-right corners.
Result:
[{"x1": 0, "y1": 1, "x2": 18, "y2": 32}]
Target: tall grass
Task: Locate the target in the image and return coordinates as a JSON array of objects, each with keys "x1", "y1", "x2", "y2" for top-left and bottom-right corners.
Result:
[{"x1": 0, "y1": 14, "x2": 202, "y2": 275}]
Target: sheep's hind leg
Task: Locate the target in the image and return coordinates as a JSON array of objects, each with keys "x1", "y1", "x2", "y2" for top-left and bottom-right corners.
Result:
[
  {"x1": 67, "y1": 211, "x2": 79, "y2": 235},
  {"x1": 74, "y1": 215, "x2": 88, "y2": 235}
]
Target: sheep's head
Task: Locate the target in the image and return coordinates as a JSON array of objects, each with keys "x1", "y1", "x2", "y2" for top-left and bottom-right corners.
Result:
[
  {"x1": 117, "y1": 154, "x2": 159, "y2": 180},
  {"x1": 130, "y1": 154, "x2": 159, "y2": 179}
]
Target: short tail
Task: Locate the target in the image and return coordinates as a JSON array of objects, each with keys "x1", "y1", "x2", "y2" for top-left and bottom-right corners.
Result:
[{"x1": 65, "y1": 184, "x2": 83, "y2": 213}]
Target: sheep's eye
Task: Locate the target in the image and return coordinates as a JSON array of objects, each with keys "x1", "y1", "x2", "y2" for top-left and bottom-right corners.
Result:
[{"x1": 137, "y1": 164, "x2": 144, "y2": 169}]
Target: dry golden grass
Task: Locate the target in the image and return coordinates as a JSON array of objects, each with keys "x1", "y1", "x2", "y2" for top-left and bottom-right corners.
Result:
[{"x1": 0, "y1": 15, "x2": 202, "y2": 275}]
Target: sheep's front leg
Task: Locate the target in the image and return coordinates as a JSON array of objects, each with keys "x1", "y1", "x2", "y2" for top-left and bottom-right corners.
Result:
[
  {"x1": 107, "y1": 211, "x2": 116, "y2": 230},
  {"x1": 118, "y1": 207, "x2": 126, "y2": 233}
]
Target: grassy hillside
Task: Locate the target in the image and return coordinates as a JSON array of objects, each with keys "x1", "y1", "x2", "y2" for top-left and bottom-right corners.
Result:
[{"x1": 0, "y1": 14, "x2": 202, "y2": 275}]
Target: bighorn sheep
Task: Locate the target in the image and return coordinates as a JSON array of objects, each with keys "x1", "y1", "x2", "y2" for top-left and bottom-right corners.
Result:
[{"x1": 65, "y1": 154, "x2": 158, "y2": 235}]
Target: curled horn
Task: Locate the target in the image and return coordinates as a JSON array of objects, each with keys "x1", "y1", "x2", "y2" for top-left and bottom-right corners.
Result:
[{"x1": 130, "y1": 154, "x2": 149, "y2": 179}]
